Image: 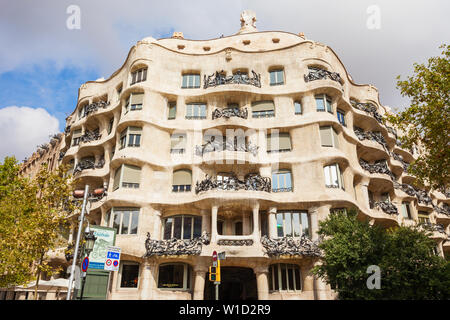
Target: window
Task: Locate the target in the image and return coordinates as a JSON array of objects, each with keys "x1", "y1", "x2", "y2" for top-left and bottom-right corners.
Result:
[
  {"x1": 324, "y1": 164, "x2": 344, "y2": 189},
  {"x1": 71, "y1": 129, "x2": 82, "y2": 146},
  {"x1": 78, "y1": 103, "x2": 87, "y2": 119},
  {"x1": 252, "y1": 101, "x2": 275, "y2": 118},
  {"x1": 130, "y1": 68, "x2": 147, "y2": 85},
  {"x1": 401, "y1": 202, "x2": 412, "y2": 219},
  {"x1": 267, "y1": 132, "x2": 292, "y2": 153},
  {"x1": 119, "y1": 127, "x2": 142, "y2": 149},
  {"x1": 113, "y1": 164, "x2": 141, "y2": 190},
  {"x1": 110, "y1": 208, "x2": 140, "y2": 235},
  {"x1": 108, "y1": 118, "x2": 114, "y2": 135},
  {"x1": 182, "y1": 74, "x2": 200, "y2": 88},
  {"x1": 234, "y1": 221, "x2": 243, "y2": 236},
  {"x1": 168, "y1": 101, "x2": 177, "y2": 120},
  {"x1": 380, "y1": 192, "x2": 390, "y2": 202},
  {"x1": 269, "y1": 69, "x2": 284, "y2": 86},
  {"x1": 418, "y1": 211, "x2": 430, "y2": 224},
  {"x1": 294, "y1": 101, "x2": 302, "y2": 115},
  {"x1": 319, "y1": 126, "x2": 339, "y2": 148},
  {"x1": 125, "y1": 93, "x2": 144, "y2": 113},
  {"x1": 315, "y1": 94, "x2": 333, "y2": 113},
  {"x1": 170, "y1": 133, "x2": 186, "y2": 154},
  {"x1": 158, "y1": 263, "x2": 191, "y2": 290},
  {"x1": 119, "y1": 262, "x2": 139, "y2": 288},
  {"x1": 269, "y1": 264, "x2": 301, "y2": 291},
  {"x1": 276, "y1": 211, "x2": 310, "y2": 238},
  {"x1": 272, "y1": 170, "x2": 293, "y2": 192},
  {"x1": 172, "y1": 169, "x2": 192, "y2": 192},
  {"x1": 163, "y1": 215, "x2": 202, "y2": 240},
  {"x1": 116, "y1": 85, "x2": 123, "y2": 100},
  {"x1": 337, "y1": 109, "x2": 346, "y2": 126},
  {"x1": 186, "y1": 103, "x2": 206, "y2": 119}
]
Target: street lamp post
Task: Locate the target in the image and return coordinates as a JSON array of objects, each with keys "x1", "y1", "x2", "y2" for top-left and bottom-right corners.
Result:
[{"x1": 79, "y1": 227, "x2": 97, "y2": 300}]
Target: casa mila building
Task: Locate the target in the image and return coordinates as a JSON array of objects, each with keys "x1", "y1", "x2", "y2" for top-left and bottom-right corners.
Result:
[{"x1": 51, "y1": 11, "x2": 450, "y2": 300}]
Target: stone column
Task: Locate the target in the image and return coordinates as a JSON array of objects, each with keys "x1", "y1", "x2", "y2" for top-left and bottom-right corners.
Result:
[
  {"x1": 201, "y1": 210, "x2": 210, "y2": 235},
  {"x1": 139, "y1": 260, "x2": 153, "y2": 300},
  {"x1": 308, "y1": 206, "x2": 319, "y2": 241},
  {"x1": 360, "y1": 178, "x2": 371, "y2": 210},
  {"x1": 211, "y1": 205, "x2": 218, "y2": 243},
  {"x1": 313, "y1": 261, "x2": 328, "y2": 300},
  {"x1": 301, "y1": 264, "x2": 315, "y2": 299},
  {"x1": 152, "y1": 209, "x2": 162, "y2": 240},
  {"x1": 268, "y1": 207, "x2": 277, "y2": 238},
  {"x1": 242, "y1": 213, "x2": 250, "y2": 235},
  {"x1": 252, "y1": 203, "x2": 260, "y2": 241},
  {"x1": 254, "y1": 266, "x2": 269, "y2": 300},
  {"x1": 193, "y1": 266, "x2": 208, "y2": 300}
]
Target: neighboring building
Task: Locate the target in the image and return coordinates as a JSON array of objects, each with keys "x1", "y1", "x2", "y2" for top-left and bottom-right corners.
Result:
[{"x1": 4, "y1": 10, "x2": 449, "y2": 300}]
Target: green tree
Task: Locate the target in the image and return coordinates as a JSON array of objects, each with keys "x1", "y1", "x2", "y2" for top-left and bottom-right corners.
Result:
[
  {"x1": 313, "y1": 209, "x2": 450, "y2": 299},
  {"x1": 386, "y1": 44, "x2": 450, "y2": 191},
  {"x1": 0, "y1": 156, "x2": 74, "y2": 294}
]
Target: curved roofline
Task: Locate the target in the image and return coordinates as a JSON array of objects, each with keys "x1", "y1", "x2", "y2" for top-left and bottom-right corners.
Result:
[{"x1": 71, "y1": 30, "x2": 386, "y2": 120}]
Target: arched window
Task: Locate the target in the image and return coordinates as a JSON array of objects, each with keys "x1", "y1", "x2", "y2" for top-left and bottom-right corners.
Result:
[
  {"x1": 162, "y1": 215, "x2": 202, "y2": 240},
  {"x1": 172, "y1": 169, "x2": 192, "y2": 192},
  {"x1": 158, "y1": 263, "x2": 192, "y2": 290},
  {"x1": 268, "y1": 264, "x2": 301, "y2": 291},
  {"x1": 130, "y1": 67, "x2": 147, "y2": 85}
]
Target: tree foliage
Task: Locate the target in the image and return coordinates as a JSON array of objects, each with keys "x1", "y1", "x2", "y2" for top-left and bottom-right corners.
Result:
[
  {"x1": 0, "y1": 156, "x2": 74, "y2": 288},
  {"x1": 386, "y1": 44, "x2": 450, "y2": 191},
  {"x1": 313, "y1": 209, "x2": 450, "y2": 299}
]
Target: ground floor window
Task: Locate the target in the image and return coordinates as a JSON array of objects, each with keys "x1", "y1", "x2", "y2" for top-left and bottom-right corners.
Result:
[
  {"x1": 120, "y1": 262, "x2": 140, "y2": 288},
  {"x1": 268, "y1": 263, "x2": 301, "y2": 292},
  {"x1": 158, "y1": 263, "x2": 191, "y2": 290}
]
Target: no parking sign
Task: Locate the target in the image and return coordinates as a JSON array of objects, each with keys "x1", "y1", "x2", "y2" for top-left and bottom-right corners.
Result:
[{"x1": 104, "y1": 246, "x2": 121, "y2": 271}]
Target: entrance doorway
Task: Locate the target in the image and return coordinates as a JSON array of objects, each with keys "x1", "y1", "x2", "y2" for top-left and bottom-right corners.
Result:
[{"x1": 204, "y1": 267, "x2": 257, "y2": 300}]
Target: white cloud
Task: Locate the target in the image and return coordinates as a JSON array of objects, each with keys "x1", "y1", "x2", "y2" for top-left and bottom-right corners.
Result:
[{"x1": 0, "y1": 106, "x2": 59, "y2": 162}]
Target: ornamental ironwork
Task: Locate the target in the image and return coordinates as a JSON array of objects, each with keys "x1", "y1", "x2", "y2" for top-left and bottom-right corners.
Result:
[
  {"x1": 212, "y1": 106, "x2": 248, "y2": 120},
  {"x1": 350, "y1": 100, "x2": 383, "y2": 124},
  {"x1": 80, "y1": 129, "x2": 102, "y2": 144},
  {"x1": 84, "y1": 100, "x2": 110, "y2": 117},
  {"x1": 391, "y1": 152, "x2": 409, "y2": 172},
  {"x1": 359, "y1": 159, "x2": 396, "y2": 181},
  {"x1": 260, "y1": 235, "x2": 322, "y2": 257},
  {"x1": 144, "y1": 232, "x2": 210, "y2": 257},
  {"x1": 371, "y1": 201, "x2": 398, "y2": 215},
  {"x1": 434, "y1": 203, "x2": 450, "y2": 216},
  {"x1": 58, "y1": 150, "x2": 66, "y2": 161},
  {"x1": 64, "y1": 125, "x2": 71, "y2": 134},
  {"x1": 419, "y1": 222, "x2": 446, "y2": 234},
  {"x1": 217, "y1": 239, "x2": 253, "y2": 246},
  {"x1": 304, "y1": 67, "x2": 342, "y2": 84},
  {"x1": 73, "y1": 158, "x2": 95, "y2": 174},
  {"x1": 353, "y1": 127, "x2": 388, "y2": 151},
  {"x1": 203, "y1": 70, "x2": 261, "y2": 89},
  {"x1": 195, "y1": 136, "x2": 258, "y2": 157},
  {"x1": 195, "y1": 173, "x2": 271, "y2": 194},
  {"x1": 393, "y1": 182, "x2": 433, "y2": 206}
]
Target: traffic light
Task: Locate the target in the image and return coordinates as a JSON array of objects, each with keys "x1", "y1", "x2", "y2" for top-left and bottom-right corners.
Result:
[{"x1": 209, "y1": 261, "x2": 221, "y2": 282}]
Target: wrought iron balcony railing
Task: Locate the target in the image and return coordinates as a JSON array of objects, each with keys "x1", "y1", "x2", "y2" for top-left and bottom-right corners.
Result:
[
  {"x1": 144, "y1": 232, "x2": 210, "y2": 257},
  {"x1": 203, "y1": 70, "x2": 261, "y2": 89},
  {"x1": 212, "y1": 106, "x2": 248, "y2": 120},
  {"x1": 73, "y1": 157, "x2": 104, "y2": 175},
  {"x1": 304, "y1": 67, "x2": 342, "y2": 84},
  {"x1": 350, "y1": 100, "x2": 383, "y2": 124},
  {"x1": 353, "y1": 127, "x2": 389, "y2": 151},
  {"x1": 370, "y1": 200, "x2": 398, "y2": 215},
  {"x1": 393, "y1": 181, "x2": 433, "y2": 206},
  {"x1": 419, "y1": 222, "x2": 446, "y2": 234},
  {"x1": 80, "y1": 129, "x2": 102, "y2": 144},
  {"x1": 359, "y1": 159, "x2": 396, "y2": 181},
  {"x1": 195, "y1": 138, "x2": 258, "y2": 157},
  {"x1": 83, "y1": 100, "x2": 110, "y2": 117},
  {"x1": 195, "y1": 173, "x2": 271, "y2": 194},
  {"x1": 261, "y1": 235, "x2": 322, "y2": 257}
]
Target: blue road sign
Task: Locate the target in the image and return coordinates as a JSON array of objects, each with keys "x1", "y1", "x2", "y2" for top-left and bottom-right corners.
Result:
[
  {"x1": 82, "y1": 257, "x2": 89, "y2": 272},
  {"x1": 107, "y1": 252, "x2": 120, "y2": 259}
]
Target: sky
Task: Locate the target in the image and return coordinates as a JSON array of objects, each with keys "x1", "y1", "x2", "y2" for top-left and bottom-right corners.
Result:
[{"x1": 0, "y1": 0, "x2": 448, "y2": 162}]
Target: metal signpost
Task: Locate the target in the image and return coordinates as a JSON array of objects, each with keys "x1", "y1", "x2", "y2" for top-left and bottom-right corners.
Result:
[
  {"x1": 79, "y1": 257, "x2": 89, "y2": 300},
  {"x1": 209, "y1": 251, "x2": 225, "y2": 300}
]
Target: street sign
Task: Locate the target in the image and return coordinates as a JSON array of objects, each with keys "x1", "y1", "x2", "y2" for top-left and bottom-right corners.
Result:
[
  {"x1": 82, "y1": 257, "x2": 89, "y2": 272},
  {"x1": 212, "y1": 251, "x2": 217, "y2": 261},
  {"x1": 88, "y1": 226, "x2": 116, "y2": 270},
  {"x1": 218, "y1": 252, "x2": 226, "y2": 260},
  {"x1": 104, "y1": 246, "x2": 121, "y2": 271}
]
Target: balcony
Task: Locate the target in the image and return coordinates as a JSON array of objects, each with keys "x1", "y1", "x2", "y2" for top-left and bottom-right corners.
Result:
[
  {"x1": 304, "y1": 67, "x2": 342, "y2": 85},
  {"x1": 195, "y1": 173, "x2": 271, "y2": 194},
  {"x1": 354, "y1": 127, "x2": 389, "y2": 151},
  {"x1": 195, "y1": 137, "x2": 258, "y2": 157},
  {"x1": 80, "y1": 129, "x2": 102, "y2": 144},
  {"x1": 212, "y1": 106, "x2": 248, "y2": 120},
  {"x1": 203, "y1": 70, "x2": 261, "y2": 89},
  {"x1": 350, "y1": 100, "x2": 383, "y2": 124},
  {"x1": 84, "y1": 100, "x2": 110, "y2": 117},
  {"x1": 370, "y1": 200, "x2": 398, "y2": 215},
  {"x1": 73, "y1": 156, "x2": 105, "y2": 175},
  {"x1": 419, "y1": 222, "x2": 446, "y2": 235},
  {"x1": 144, "y1": 232, "x2": 210, "y2": 257},
  {"x1": 393, "y1": 182, "x2": 433, "y2": 206},
  {"x1": 359, "y1": 159, "x2": 396, "y2": 181},
  {"x1": 260, "y1": 235, "x2": 321, "y2": 257}
]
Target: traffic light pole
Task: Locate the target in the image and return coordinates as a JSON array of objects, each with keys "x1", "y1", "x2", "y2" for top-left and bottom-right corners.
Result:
[{"x1": 215, "y1": 283, "x2": 219, "y2": 300}]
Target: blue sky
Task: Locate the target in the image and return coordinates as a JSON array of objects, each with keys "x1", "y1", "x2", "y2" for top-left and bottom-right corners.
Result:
[{"x1": 0, "y1": 0, "x2": 448, "y2": 161}]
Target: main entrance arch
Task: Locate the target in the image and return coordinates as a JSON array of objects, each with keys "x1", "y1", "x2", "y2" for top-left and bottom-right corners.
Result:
[{"x1": 204, "y1": 267, "x2": 257, "y2": 300}]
